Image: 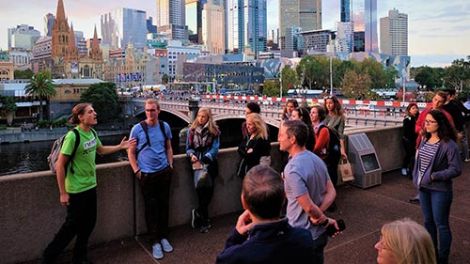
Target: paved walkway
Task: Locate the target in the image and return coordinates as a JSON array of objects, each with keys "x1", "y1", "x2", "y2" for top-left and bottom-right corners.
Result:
[{"x1": 25, "y1": 163, "x2": 470, "y2": 264}]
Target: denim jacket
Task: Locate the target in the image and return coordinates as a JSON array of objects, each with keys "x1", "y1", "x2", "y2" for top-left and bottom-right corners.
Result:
[{"x1": 413, "y1": 139, "x2": 462, "y2": 192}]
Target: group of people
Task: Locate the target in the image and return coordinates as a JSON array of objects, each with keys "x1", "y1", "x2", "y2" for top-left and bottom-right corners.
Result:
[
  {"x1": 399, "y1": 89, "x2": 466, "y2": 264},
  {"x1": 42, "y1": 90, "x2": 466, "y2": 263}
]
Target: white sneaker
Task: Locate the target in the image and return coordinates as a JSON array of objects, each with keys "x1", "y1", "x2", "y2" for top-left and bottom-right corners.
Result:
[
  {"x1": 161, "y1": 238, "x2": 173, "y2": 253},
  {"x1": 401, "y1": 168, "x2": 408, "y2": 176},
  {"x1": 152, "y1": 243, "x2": 164, "y2": 260}
]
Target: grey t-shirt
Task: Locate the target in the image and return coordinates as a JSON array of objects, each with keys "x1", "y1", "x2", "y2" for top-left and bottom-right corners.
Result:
[{"x1": 284, "y1": 150, "x2": 330, "y2": 240}]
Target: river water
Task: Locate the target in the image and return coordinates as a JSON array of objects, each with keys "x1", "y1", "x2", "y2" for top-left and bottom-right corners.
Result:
[{"x1": 0, "y1": 135, "x2": 130, "y2": 176}]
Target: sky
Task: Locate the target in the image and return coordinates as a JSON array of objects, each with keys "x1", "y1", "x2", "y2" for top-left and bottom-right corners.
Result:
[{"x1": 0, "y1": 0, "x2": 469, "y2": 67}]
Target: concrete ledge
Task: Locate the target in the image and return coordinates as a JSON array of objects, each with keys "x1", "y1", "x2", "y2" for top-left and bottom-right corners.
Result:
[{"x1": 0, "y1": 128, "x2": 402, "y2": 263}]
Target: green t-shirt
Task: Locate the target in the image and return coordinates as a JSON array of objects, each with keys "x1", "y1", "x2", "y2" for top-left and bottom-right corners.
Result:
[{"x1": 61, "y1": 126, "x2": 102, "y2": 193}]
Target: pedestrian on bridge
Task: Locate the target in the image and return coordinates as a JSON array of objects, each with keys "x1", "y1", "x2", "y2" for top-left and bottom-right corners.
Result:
[{"x1": 187, "y1": 107, "x2": 220, "y2": 233}]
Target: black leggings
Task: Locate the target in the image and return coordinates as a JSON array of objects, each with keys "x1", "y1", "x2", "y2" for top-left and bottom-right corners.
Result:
[
  {"x1": 196, "y1": 160, "x2": 218, "y2": 220},
  {"x1": 43, "y1": 188, "x2": 97, "y2": 263}
]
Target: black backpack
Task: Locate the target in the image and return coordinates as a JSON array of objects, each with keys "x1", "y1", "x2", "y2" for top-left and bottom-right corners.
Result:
[
  {"x1": 318, "y1": 124, "x2": 341, "y2": 166},
  {"x1": 135, "y1": 120, "x2": 168, "y2": 158}
]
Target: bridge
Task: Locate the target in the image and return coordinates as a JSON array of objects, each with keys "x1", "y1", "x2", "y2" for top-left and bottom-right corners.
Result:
[{"x1": 126, "y1": 96, "x2": 406, "y2": 128}]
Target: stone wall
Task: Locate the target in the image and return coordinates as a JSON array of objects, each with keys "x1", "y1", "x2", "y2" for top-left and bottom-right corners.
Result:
[{"x1": 0, "y1": 127, "x2": 402, "y2": 263}]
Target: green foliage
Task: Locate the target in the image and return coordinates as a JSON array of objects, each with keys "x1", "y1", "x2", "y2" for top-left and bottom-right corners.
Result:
[
  {"x1": 281, "y1": 66, "x2": 298, "y2": 95},
  {"x1": 14, "y1": 69, "x2": 34, "y2": 79},
  {"x1": 444, "y1": 56, "x2": 470, "y2": 97},
  {"x1": 25, "y1": 71, "x2": 56, "y2": 121},
  {"x1": 80, "y1": 82, "x2": 120, "y2": 122},
  {"x1": 162, "y1": 74, "x2": 169, "y2": 84},
  {"x1": 262, "y1": 80, "x2": 280, "y2": 97},
  {"x1": 0, "y1": 95, "x2": 17, "y2": 112},
  {"x1": 414, "y1": 66, "x2": 444, "y2": 90},
  {"x1": 341, "y1": 70, "x2": 372, "y2": 99}
]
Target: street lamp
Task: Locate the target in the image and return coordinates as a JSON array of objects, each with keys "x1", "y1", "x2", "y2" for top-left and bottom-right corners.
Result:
[{"x1": 329, "y1": 56, "x2": 333, "y2": 96}]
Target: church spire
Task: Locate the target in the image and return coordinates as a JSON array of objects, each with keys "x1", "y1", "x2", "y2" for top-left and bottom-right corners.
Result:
[{"x1": 55, "y1": 0, "x2": 66, "y2": 22}]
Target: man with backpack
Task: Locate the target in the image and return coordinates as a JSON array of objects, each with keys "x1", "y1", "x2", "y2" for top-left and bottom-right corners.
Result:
[
  {"x1": 127, "y1": 98, "x2": 174, "y2": 260},
  {"x1": 43, "y1": 103, "x2": 135, "y2": 264}
]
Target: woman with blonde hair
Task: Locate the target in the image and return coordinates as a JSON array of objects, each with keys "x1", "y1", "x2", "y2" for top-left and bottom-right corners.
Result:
[
  {"x1": 186, "y1": 107, "x2": 220, "y2": 233},
  {"x1": 375, "y1": 218, "x2": 436, "y2": 264},
  {"x1": 237, "y1": 113, "x2": 271, "y2": 179}
]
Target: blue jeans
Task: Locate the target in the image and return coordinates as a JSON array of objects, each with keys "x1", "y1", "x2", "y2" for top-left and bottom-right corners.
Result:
[
  {"x1": 312, "y1": 232, "x2": 328, "y2": 264},
  {"x1": 420, "y1": 188, "x2": 453, "y2": 264}
]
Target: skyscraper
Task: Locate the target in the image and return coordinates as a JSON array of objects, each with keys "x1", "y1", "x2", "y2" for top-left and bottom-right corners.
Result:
[
  {"x1": 202, "y1": 0, "x2": 225, "y2": 54},
  {"x1": 380, "y1": 9, "x2": 408, "y2": 56},
  {"x1": 100, "y1": 8, "x2": 147, "y2": 49},
  {"x1": 351, "y1": 0, "x2": 378, "y2": 53},
  {"x1": 186, "y1": 0, "x2": 206, "y2": 44},
  {"x1": 279, "y1": 0, "x2": 322, "y2": 49},
  {"x1": 157, "y1": 0, "x2": 188, "y2": 40},
  {"x1": 340, "y1": 0, "x2": 351, "y2": 22},
  {"x1": 226, "y1": 0, "x2": 267, "y2": 56},
  {"x1": 7, "y1": 25, "x2": 41, "y2": 50},
  {"x1": 44, "y1": 13, "x2": 55, "y2": 37}
]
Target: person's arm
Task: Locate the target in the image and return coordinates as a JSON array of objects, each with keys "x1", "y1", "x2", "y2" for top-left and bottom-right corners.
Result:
[
  {"x1": 416, "y1": 109, "x2": 426, "y2": 135},
  {"x1": 97, "y1": 136, "x2": 136, "y2": 155},
  {"x1": 127, "y1": 127, "x2": 140, "y2": 178},
  {"x1": 296, "y1": 193, "x2": 327, "y2": 224},
  {"x1": 55, "y1": 153, "x2": 70, "y2": 206},
  {"x1": 166, "y1": 138, "x2": 174, "y2": 168},
  {"x1": 431, "y1": 142, "x2": 462, "y2": 181},
  {"x1": 204, "y1": 135, "x2": 220, "y2": 161},
  {"x1": 319, "y1": 179, "x2": 337, "y2": 212},
  {"x1": 313, "y1": 127, "x2": 329, "y2": 155}
]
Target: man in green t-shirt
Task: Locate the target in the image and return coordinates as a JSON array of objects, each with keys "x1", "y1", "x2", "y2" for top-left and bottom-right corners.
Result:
[{"x1": 43, "y1": 103, "x2": 135, "y2": 264}]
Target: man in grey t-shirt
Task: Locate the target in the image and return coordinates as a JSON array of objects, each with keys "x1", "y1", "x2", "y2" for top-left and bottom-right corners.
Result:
[{"x1": 279, "y1": 120, "x2": 338, "y2": 264}]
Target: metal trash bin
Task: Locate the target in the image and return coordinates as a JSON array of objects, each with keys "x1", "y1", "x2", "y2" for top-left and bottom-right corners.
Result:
[{"x1": 347, "y1": 133, "x2": 382, "y2": 189}]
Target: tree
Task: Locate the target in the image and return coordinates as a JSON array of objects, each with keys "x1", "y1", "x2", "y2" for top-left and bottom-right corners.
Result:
[
  {"x1": 80, "y1": 82, "x2": 119, "y2": 122},
  {"x1": 25, "y1": 71, "x2": 56, "y2": 121},
  {"x1": 414, "y1": 66, "x2": 444, "y2": 90},
  {"x1": 443, "y1": 56, "x2": 470, "y2": 97},
  {"x1": 262, "y1": 80, "x2": 280, "y2": 97},
  {"x1": 162, "y1": 74, "x2": 169, "y2": 84},
  {"x1": 341, "y1": 70, "x2": 372, "y2": 99},
  {"x1": 14, "y1": 69, "x2": 34, "y2": 79},
  {"x1": 0, "y1": 96, "x2": 17, "y2": 126},
  {"x1": 281, "y1": 66, "x2": 298, "y2": 95}
]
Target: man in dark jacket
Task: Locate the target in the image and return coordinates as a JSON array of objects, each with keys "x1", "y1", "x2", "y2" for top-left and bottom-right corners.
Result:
[{"x1": 216, "y1": 165, "x2": 314, "y2": 264}]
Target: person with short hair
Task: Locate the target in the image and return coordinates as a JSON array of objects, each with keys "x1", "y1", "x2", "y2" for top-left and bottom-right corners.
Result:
[
  {"x1": 375, "y1": 218, "x2": 436, "y2": 264},
  {"x1": 187, "y1": 107, "x2": 220, "y2": 233},
  {"x1": 216, "y1": 165, "x2": 315, "y2": 264},
  {"x1": 278, "y1": 120, "x2": 338, "y2": 264},
  {"x1": 128, "y1": 98, "x2": 174, "y2": 260},
  {"x1": 43, "y1": 103, "x2": 136, "y2": 264}
]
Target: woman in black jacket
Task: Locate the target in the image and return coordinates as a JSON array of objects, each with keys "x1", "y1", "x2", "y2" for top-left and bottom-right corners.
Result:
[
  {"x1": 402, "y1": 103, "x2": 419, "y2": 177},
  {"x1": 237, "y1": 113, "x2": 271, "y2": 178}
]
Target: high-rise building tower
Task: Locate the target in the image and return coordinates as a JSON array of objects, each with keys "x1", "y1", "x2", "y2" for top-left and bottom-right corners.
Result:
[
  {"x1": 380, "y1": 9, "x2": 408, "y2": 56},
  {"x1": 202, "y1": 0, "x2": 225, "y2": 54},
  {"x1": 186, "y1": 0, "x2": 206, "y2": 44},
  {"x1": 101, "y1": 8, "x2": 147, "y2": 49},
  {"x1": 351, "y1": 0, "x2": 378, "y2": 53},
  {"x1": 157, "y1": 0, "x2": 188, "y2": 40},
  {"x1": 340, "y1": 0, "x2": 351, "y2": 22},
  {"x1": 7, "y1": 25, "x2": 41, "y2": 51},
  {"x1": 279, "y1": 0, "x2": 322, "y2": 49},
  {"x1": 44, "y1": 13, "x2": 55, "y2": 37},
  {"x1": 226, "y1": 0, "x2": 267, "y2": 57}
]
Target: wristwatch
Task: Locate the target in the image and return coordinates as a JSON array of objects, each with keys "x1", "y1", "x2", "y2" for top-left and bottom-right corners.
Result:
[{"x1": 319, "y1": 218, "x2": 329, "y2": 227}]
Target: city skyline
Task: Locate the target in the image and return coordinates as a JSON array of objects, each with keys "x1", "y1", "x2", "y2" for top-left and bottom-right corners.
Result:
[{"x1": 0, "y1": 0, "x2": 469, "y2": 67}]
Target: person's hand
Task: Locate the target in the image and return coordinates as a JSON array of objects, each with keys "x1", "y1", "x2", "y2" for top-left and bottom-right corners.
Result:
[
  {"x1": 341, "y1": 150, "x2": 347, "y2": 159},
  {"x1": 134, "y1": 169, "x2": 142, "y2": 180},
  {"x1": 120, "y1": 137, "x2": 137, "y2": 150},
  {"x1": 309, "y1": 214, "x2": 328, "y2": 226},
  {"x1": 236, "y1": 210, "x2": 254, "y2": 235},
  {"x1": 457, "y1": 132, "x2": 464, "y2": 141},
  {"x1": 247, "y1": 148, "x2": 253, "y2": 154},
  {"x1": 326, "y1": 218, "x2": 341, "y2": 238},
  {"x1": 60, "y1": 193, "x2": 70, "y2": 206},
  {"x1": 190, "y1": 154, "x2": 198, "y2": 163}
]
